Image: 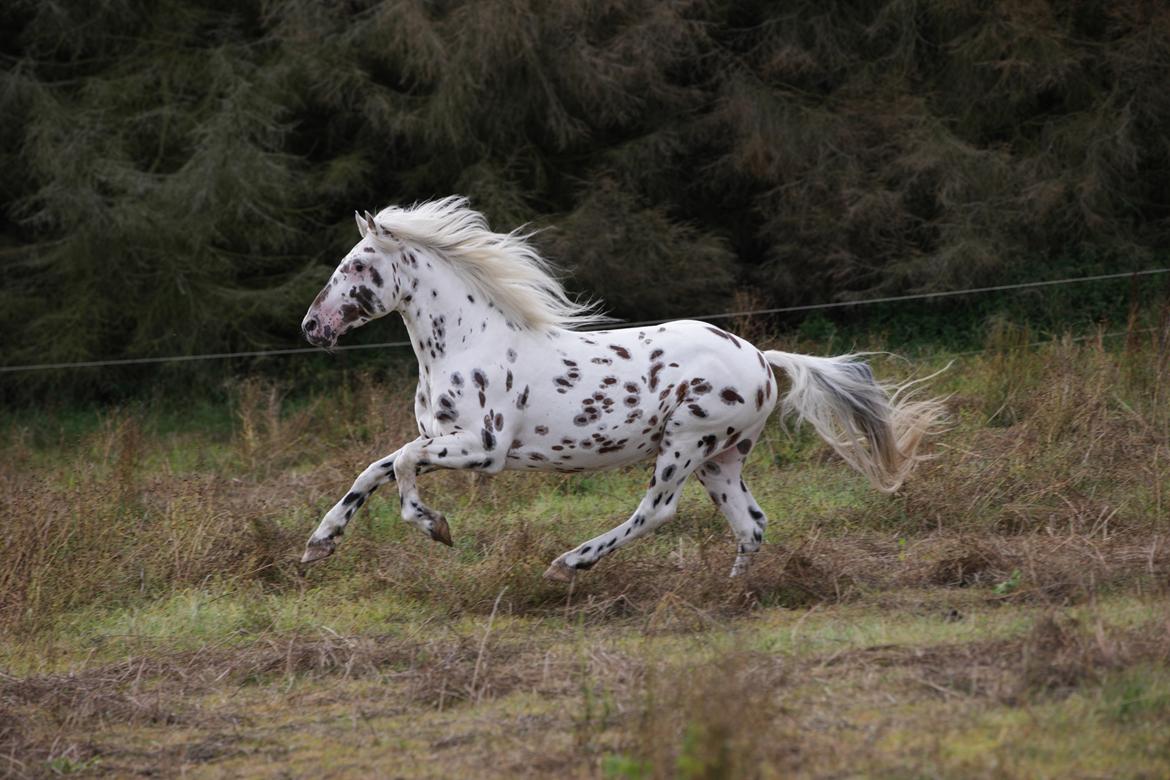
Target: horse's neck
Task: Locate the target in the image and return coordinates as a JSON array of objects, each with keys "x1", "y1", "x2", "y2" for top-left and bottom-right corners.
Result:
[{"x1": 396, "y1": 250, "x2": 515, "y2": 376}]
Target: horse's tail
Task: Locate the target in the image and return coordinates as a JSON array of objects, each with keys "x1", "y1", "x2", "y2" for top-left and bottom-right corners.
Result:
[{"x1": 763, "y1": 350, "x2": 947, "y2": 493}]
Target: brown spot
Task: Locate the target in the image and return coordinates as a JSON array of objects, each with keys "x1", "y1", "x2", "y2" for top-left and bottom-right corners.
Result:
[
  {"x1": 705, "y1": 326, "x2": 741, "y2": 348},
  {"x1": 352, "y1": 285, "x2": 381, "y2": 315},
  {"x1": 609, "y1": 345, "x2": 631, "y2": 360},
  {"x1": 701, "y1": 434, "x2": 717, "y2": 456},
  {"x1": 649, "y1": 362, "x2": 664, "y2": 390},
  {"x1": 720, "y1": 388, "x2": 745, "y2": 405}
]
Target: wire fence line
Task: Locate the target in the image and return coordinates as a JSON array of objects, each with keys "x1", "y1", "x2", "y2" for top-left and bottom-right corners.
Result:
[
  {"x1": 0, "y1": 342, "x2": 415, "y2": 374},
  {"x1": 949, "y1": 326, "x2": 1162, "y2": 359},
  {"x1": 2, "y1": 267, "x2": 1167, "y2": 374},
  {"x1": 610, "y1": 267, "x2": 1170, "y2": 329}
]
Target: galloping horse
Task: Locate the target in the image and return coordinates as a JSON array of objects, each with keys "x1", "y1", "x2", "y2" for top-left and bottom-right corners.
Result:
[{"x1": 299, "y1": 197, "x2": 944, "y2": 580}]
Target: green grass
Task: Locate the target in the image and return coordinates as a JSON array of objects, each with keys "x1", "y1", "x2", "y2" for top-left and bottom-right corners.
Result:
[{"x1": 3, "y1": 329, "x2": 1170, "y2": 776}]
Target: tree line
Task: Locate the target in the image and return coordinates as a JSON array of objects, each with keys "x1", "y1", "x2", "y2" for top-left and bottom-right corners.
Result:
[{"x1": 2, "y1": 0, "x2": 1168, "y2": 389}]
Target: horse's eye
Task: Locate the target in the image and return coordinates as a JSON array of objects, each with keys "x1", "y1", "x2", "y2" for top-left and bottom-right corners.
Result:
[{"x1": 352, "y1": 261, "x2": 364, "y2": 272}]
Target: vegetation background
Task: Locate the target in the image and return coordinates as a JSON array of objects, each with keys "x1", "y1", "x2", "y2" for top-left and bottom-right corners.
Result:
[
  {"x1": 2, "y1": 0, "x2": 1169, "y2": 398},
  {"x1": 3, "y1": 3, "x2": 1170, "y2": 777}
]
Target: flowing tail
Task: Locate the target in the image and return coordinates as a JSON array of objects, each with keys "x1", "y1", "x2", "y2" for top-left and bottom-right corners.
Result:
[{"x1": 763, "y1": 350, "x2": 947, "y2": 493}]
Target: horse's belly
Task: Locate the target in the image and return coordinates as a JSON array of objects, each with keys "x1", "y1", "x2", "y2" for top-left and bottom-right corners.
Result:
[{"x1": 504, "y1": 422, "x2": 657, "y2": 473}]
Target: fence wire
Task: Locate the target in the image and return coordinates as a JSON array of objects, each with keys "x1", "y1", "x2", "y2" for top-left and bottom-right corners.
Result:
[{"x1": 2, "y1": 267, "x2": 1167, "y2": 373}]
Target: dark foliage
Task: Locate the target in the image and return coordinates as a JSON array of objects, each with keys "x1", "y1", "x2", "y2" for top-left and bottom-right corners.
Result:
[{"x1": 2, "y1": 0, "x2": 1169, "y2": 389}]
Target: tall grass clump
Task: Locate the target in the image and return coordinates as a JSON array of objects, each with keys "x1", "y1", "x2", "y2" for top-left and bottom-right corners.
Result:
[
  {"x1": 602, "y1": 652, "x2": 789, "y2": 779},
  {"x1": 868, "y1": 317, "x2": 1170, "y2": 598}
]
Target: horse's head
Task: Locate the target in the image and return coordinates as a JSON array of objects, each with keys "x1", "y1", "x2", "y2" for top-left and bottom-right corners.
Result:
[{"x1": 302, "y1": 211, "x2": 403, "y2": 348}]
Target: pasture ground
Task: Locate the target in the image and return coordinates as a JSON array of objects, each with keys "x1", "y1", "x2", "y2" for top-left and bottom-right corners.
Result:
[{"x1": 3, "y1": 327, "x2": 1170, "y2": 778}]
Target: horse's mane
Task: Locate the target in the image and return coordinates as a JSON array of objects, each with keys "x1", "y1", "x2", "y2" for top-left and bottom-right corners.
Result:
[{"x1": 370, "y1": 197, "x2": 607, "y2": 331}]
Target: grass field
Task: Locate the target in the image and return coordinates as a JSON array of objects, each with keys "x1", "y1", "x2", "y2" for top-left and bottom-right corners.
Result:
[{"x1": 3, "y1": 323, "x2": 1170, "y2": 778}]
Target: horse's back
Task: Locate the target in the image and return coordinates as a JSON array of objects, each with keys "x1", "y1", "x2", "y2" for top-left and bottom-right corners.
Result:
[{"x1": 573, "y1": 319, "x2": 770, "y2": 380}]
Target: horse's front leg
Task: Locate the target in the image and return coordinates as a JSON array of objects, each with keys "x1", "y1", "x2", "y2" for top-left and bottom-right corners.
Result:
[
  {"x1": 393, "y1": 432, "x2": 504, "y2": 547},
  {"x1": 300, "y1": 442, "x2": 413, "y2": 563}
]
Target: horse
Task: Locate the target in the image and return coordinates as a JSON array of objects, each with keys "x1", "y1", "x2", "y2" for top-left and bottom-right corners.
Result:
[{"x1": 298, "y1": 197, "x2": 945, "y2": 580}]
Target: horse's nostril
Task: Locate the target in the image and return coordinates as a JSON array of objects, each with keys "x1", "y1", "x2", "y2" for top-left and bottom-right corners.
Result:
[{"x1": 305, "y1": 318, "x2": 318, "y2": 332}]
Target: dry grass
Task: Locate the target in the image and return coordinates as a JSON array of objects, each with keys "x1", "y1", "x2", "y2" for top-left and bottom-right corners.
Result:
[
  {"x1": 8, "y1": 603, "x2": 1168, "y2": 778},
  {"x1": 2, "y1": 322, "x2": 1169, "y2": 776}
]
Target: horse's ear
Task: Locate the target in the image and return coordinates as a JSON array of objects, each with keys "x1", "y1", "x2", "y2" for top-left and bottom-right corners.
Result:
[
  {"x1": 364, "y1": 210, "x2": 378, "y2": 235},
  {"x1": 354, "y1": 210, "x2": 368, "y2": 238}
]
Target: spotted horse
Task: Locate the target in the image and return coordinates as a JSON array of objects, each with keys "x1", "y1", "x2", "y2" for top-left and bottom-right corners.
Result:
[{"x1": 299, "y1": 197, "x2": 946, "y2": 580}]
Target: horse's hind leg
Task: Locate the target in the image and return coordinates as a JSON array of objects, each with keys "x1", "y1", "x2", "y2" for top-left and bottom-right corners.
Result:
[
  {"x1": 695, "y1": 444, "x2": 769, "y2": 577},
  {"x1": 301, "y1": 442, "x2": 411, "y2": 563},
  {"x1": 543, "y1": 451, "x2": 701, "y2": 582}
]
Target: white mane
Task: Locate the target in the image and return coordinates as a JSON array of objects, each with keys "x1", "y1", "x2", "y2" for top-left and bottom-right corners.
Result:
[{"x1": 370, "y1": 197, "x2": 607, "y2": 331}]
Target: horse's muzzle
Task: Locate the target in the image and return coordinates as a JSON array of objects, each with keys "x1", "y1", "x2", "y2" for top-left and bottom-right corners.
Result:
[{"x1": 302, "y1": 317, "x2": 336, "y2": 348}]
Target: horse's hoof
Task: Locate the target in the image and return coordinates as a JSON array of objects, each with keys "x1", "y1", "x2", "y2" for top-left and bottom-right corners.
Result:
[
  {"x1": 543, "y1": 558, "x2": 576, "y2": 583},
  {"x1": 429, "y1": 515, "x2": 453, "y2": 547},
  {"x1": 729, "y1": 553, "x2": 755, "y2": 578},
  {"x1": 300, "y1": 539, "x2": 336, "y2": 564}
]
